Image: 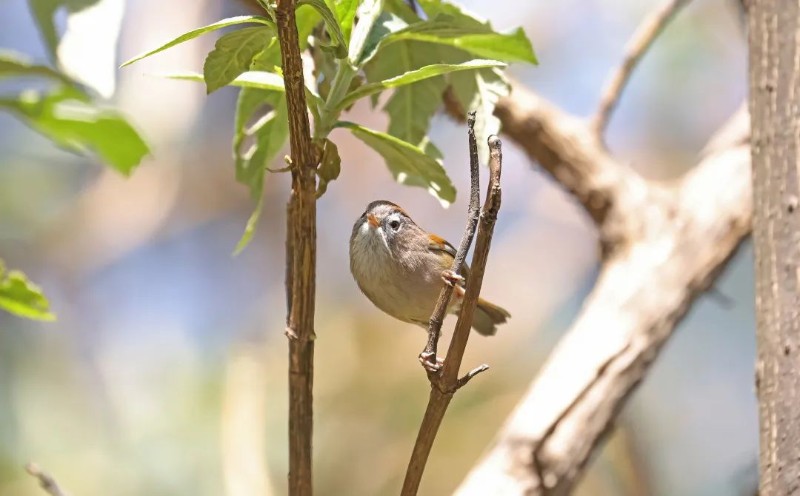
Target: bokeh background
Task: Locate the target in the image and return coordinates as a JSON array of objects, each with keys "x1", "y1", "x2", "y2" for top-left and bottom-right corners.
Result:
[{"x1": 0, "y1": 0, "x2": 755, "y2": 494}]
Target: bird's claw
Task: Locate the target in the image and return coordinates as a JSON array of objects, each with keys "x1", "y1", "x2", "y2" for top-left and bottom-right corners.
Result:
[
  {"x1": 419, "y1": 351, "x2": 444, "y2": 373},
  {"x1": 441, "y1": 269, "x2": 464, "y2": 287}
]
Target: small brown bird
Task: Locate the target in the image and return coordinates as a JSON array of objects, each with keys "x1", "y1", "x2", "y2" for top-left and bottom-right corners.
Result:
[{"x1": 349, "y1": 200, "x2": 510, "y2": 335}]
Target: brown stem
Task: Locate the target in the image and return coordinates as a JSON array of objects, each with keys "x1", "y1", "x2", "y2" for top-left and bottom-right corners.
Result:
[
  {"x1": 276, "y1": 1, "x2": 317, "y2": 494},
  {"x1": 402, "y1": 134, "x2": 504, "y2": 495},
  {"x1": 420, "y1": 111, "x2": 481, "y2": 371}
]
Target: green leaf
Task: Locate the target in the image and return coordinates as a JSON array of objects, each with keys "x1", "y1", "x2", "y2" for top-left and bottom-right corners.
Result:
[
  {"x1": 337, "y1": 121, "x2": 455, "y2": 204},
  {"x1": 384, "y1": 19, "x2": 537, "y2": 64},
  {"x1": 298, "y1": 0, "x2": 348, "y2": 58},
  {"x1": 0, "y1": 87, "x2": 149, "y2": 175},
  {"x1": 161, "y1": 71, "x2": 324, "y2": 110},
  {"x1": 0, "y1": 262, "x2": 54, "y2": 321},
  {"x1": 450, "y1": 66, "x2": 509, "y2": 162},
  {"x1": 347, "y1": 0, "x2": 385, "y2": 66},
  {"x1": 0, "y1": 50, "x2": 69, "y2": 82},
  {"x1": 296, "y1": 4, "x2": 323, "y2": 50},
  {"x1": 327, "y1": 0, "x2": 358, "y2": 42},
  {"x1": 121, "y1": 16, "x2": 275, "y2": 67},
  {"x1": 27, "y1": 0, "x2": 62, "y2": 61},
  {"x1": 203, "y1": 26, "x2": 274, "y2": 94},
  {"x1": 353, "y1": 10, "x2": 407, "y2": 67},
  {"x1": 233, "y1": 90, "x2": 289, "y2": 253},
  {"x1": 316, "y1": 138, "x2": 340, "y2": 197},
  {"x1": 364, "y1": 39, "x2": 446, "y2": 145},
  {"x1": 337, "y1": 59, "x2": 505, "y2": 111}
]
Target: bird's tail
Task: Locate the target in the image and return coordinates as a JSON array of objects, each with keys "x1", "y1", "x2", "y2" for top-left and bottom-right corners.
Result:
[{"x1": 471, "y1": 298, "x2": 511, "y2": 336}]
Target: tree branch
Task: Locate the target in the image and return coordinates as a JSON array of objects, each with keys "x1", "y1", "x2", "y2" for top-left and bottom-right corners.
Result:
[
  {"x1": 419, "y1": 111, "x2": 481, "y2": 372},
  {"x1": 591, "y1": 0, "x2": 690, "y2": 137},
  {"x1": 402, "y1": 128, "x2": 504, "y2": 495},
  {"x1": 276, "y1": 0, "x2": 317, "y2": 494},
  {"x1": 26, "y1": 463, "x2": 68, "y2": 496},
  {"x1": 455, "y1": 105, "x2": 750, "y2": 495}
]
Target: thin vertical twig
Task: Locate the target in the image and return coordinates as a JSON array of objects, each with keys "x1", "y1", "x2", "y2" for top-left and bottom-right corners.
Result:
[
  {"x1": 402, "y1": 128, "x2": 504, "y2": 495},
  {"x1": 420, "y1": 111, "x2": 481, "y2": 371},
  {"x1": 276, "y1": 0, "x2": 318, "y2": 494},
  {"x1": 591, "y1": 0, "x2": 690, "y2": 137}
]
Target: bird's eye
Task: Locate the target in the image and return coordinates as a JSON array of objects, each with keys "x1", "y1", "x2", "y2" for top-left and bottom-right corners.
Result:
[{"x1": 389, "y1": 219, "x2": 401, "y2": 231}]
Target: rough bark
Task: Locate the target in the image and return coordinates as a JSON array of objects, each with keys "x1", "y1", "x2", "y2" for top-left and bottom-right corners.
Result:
[
  {"x1": 748, "y1": 1, "x2": 800, "y2": 493},
  {"x1": 277, "y1": 0, "x2": 318, "y2": 494}
]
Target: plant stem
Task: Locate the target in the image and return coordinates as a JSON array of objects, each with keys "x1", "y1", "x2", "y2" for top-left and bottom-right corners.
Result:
[{"x1": 276, "y1": 0, "x2": 317, "y2": 494}]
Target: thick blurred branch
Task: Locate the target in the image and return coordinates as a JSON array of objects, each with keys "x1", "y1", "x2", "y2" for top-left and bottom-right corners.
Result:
[
  {"x1": 445, "y1": 4, "x2": 752, "y2": 494},
  {"x1": 402, "y1": 117, "x2": 502, "y2": 496},
  {"x1": 276, "y1": 0, "x2": 318, "y2": 494}
]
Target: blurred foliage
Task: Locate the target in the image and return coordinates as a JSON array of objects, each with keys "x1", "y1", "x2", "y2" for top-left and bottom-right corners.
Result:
[{"x1": 0, "y1": 260, "x2": 53, "y2": 321}]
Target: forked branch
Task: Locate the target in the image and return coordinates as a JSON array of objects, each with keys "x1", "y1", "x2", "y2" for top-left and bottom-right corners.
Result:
[{"x1": 402, "y1": 120, "x2": 504, "y2": 495}]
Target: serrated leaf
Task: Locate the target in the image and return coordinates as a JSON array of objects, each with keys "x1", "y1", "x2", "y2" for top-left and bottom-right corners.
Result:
[
  {"x1": 0, "y1": 50, "x2": 70, "y2": 82},
  {"x1": 316, "y1": 138, "x2": 340, "y2": 197},
  {"x1": 337, "y1": 121, "x2": 455, "y2": 204},
  {"x1": 0, "y1": 265, "x2": 54, "y2": 321},
  {"x1": 337, "y1": 59, "x2": 504, "y2": 111},
  {"x1": 365, "y1": 39, "x2": 446, "y2": 145},
  {"x1": 233, "y1": 90, "x2": 289, "y2": 253},
  {"x1": 298, "y1": 0, "x2": 347, "y2": 58},
  {"x1": 0, "y1": 87, "x2": 149, "y2": 175},
  {"x1": 203, "y1": 26, "x2": 274, "y2": 94},
  {"x1": 121, "y1": 16, "x2": 274, "y2": 67},
  {"x1": 450, "y1": 66, "x2": 509, "y2": 162}
]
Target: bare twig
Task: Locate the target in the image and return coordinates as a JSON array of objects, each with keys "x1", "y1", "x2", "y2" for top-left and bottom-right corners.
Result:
[
  {"x1": 276, "y1": 0, "x2": 318, "y2": 494},
  {"x1": 419, "y1": 111, "x2": 481, "y2": 372},
  {"x1": 26, "y1": 463, "x2": 67, "y2": 496},
  {"x1": 591, "y1": 0, "x2": 690, "y2": 136},
  {"x1": 402, "y1": 132, "x2": 504, "y2": 495}
]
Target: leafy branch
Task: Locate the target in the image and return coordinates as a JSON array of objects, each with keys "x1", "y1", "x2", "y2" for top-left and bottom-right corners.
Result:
[{"x1": 122, "y1": 0, "x2": 535, "y2": 250}]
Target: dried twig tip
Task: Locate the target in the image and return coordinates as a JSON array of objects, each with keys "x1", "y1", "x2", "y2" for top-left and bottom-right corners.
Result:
[
  {"x1": 467, "y1": 110, "x2": 477, "y2": 128},
  {"x1": 488, "y1": 135, "x2": 502, "y2": 149}
]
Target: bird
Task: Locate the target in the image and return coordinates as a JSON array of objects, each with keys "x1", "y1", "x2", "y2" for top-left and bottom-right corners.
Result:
[{"x1": 349, "y1": 200, "x2": 510, "y2": 336}]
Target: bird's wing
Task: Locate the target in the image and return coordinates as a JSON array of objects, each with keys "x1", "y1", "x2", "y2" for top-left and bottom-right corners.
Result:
[{"x1": 427, "y1": 233, "x2": 470, "y2": 282}]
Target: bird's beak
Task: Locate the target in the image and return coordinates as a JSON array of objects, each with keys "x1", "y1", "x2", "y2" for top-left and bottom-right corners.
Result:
[{"x1": 367, "y1": 213, "x2": 379, "y2": 228}]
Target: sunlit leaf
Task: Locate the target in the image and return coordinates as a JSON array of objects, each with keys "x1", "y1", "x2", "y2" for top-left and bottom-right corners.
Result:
[
  {"x1": 203, "y1": 26, "x2": 274, "y2": 94},
  {"x1": 384, "y1": 18, "x2": 537, "y2": 64},
  {"x1": 347, "y1": 0, "x2": 385, "y2": 66},
  {"x1": 0, "y1": 262, "x2": 54, "y2": 321},
  {"x1": 327, "y1": 0, "x2": 358, "y2": 42},
  {"x1": 233, "y1": 90, "x2": 289, "y2": 253},
  {"x1": 337, "y1": 121, "x2": 455, "y2": 204},
  {"x1": 450, "y1": 66, "x2": 509, "y2": 162},
  {"x1": 0, "y1": 50, "x2": 69, "y2": 82},
  {"x1": 0, "y1": 87, "x2": 149, "y2": 175},
  {"x1": 121, "y1": 16, "x2": 274, "y2": 67},
  {"x1": 337, "y1": 59, "x2": 504, "y2": 111},
  {"x1": 298, "y1": 0, "x2": 348, "y2": 58}
]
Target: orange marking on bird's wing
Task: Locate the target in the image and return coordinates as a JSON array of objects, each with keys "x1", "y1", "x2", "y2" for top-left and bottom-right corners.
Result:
[{"x1": 428, "y1": 233, "x2": 447, "y2": 246}]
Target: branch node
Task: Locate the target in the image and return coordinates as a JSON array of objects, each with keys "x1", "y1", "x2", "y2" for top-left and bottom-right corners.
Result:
[{"x1": 454, "y1": 363, "x2": 490, "y2": 391}]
